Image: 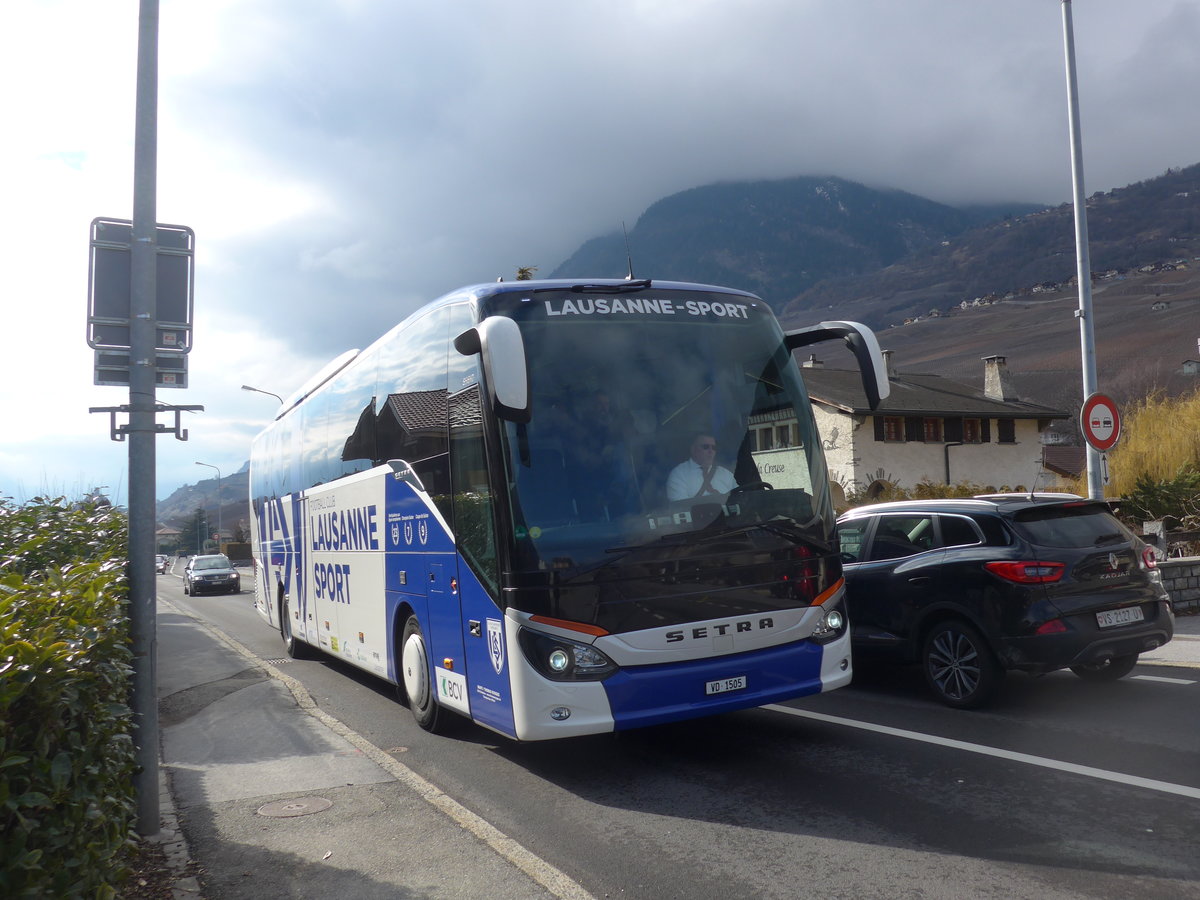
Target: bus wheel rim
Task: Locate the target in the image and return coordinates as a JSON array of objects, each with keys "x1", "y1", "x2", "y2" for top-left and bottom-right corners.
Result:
[{"x1": 402, "y1": 632, "x2": 429, "y2": 706}]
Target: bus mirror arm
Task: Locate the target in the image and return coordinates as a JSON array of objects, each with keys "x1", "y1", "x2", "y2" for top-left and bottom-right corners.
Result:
[
  {"x1": 454, "y1": 318, "x2": 532, "y2": 423},
  {"x1": 784, "y1": 320, "x2": 890, "y2": 410}
]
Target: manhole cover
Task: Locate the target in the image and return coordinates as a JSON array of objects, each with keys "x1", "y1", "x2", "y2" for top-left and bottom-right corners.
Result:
[{"x1": 257, "y1": 796, "x2": 333, "y2": 818}]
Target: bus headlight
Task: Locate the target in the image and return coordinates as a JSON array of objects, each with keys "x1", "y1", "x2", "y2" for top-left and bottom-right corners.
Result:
[
  {"x1": 811, "y1": 602, "x2": 848, "y2": 645},
  {"x1": 518, "y1": 628, "x2": 618, "y2": 682}
]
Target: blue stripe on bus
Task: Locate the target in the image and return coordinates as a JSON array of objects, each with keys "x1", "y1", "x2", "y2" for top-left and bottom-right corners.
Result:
[{"x1": 602, "y1": 639, "x2": 826, "y2": 731}]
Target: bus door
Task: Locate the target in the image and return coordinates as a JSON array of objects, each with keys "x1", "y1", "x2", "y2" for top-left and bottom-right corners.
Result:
[{"x1": 454, "y1": 562, "x2": 516, "y2": 738}]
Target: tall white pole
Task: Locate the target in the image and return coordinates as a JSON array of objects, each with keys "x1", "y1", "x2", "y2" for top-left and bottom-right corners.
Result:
[{"x1": 1061, "y1": 0, "x2": 1104, "y2": 500}]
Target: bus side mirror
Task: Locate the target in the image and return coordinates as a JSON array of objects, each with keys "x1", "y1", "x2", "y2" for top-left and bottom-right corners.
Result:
[
  {"x1": 454, "y1": 316, "x2": 531, "y2": 423},
  {"x1": 784, "y1": 320, "x2": 890, "y2": 410}
]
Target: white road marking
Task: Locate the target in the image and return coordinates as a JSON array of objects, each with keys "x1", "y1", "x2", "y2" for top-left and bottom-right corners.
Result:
[
  {"x1": 1132, "y1": 674, "x2": 1197, "y2": 685},
  {"x1": 765, "y1": 704, "x2": 1200, "y2": 801}
]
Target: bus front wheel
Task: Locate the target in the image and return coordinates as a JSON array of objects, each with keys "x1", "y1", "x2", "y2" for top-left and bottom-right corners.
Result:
[
  {"x1": 281, "y1": 596, "x2": 311, "y2": 659},
  {"x1": 401, "y1": 616, "x2": 445, "y2": 733}
]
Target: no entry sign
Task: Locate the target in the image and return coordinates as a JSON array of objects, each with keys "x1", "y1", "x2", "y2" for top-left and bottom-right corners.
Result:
[{"x1": 1080, "y1": 393, "x2": 1121, "y2": 452}]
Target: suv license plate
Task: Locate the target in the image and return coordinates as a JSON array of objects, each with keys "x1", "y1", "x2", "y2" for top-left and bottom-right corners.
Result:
[
  {"x1": 1096, "y1": 606, "x2": 1144, "y2": 629},
  {"x1": 705, "y1": 675, "x2": 747, "y2": 695}
]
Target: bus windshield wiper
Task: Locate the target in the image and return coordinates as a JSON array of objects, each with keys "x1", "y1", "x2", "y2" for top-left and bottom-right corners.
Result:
[{"x1": 711, "y1": 518, "x2": 832, "y2": 554}]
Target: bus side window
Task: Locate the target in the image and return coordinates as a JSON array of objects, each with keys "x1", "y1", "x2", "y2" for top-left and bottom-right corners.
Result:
[
  {"x1": 448, "y1": 303, "x2": 500, "y2": 597},
  {"x1": 375, "y1": 307, "x2": 452, "y2": 509}
]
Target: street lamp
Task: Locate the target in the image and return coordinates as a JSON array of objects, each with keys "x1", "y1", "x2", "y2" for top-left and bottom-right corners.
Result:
[
  {"x1": 195, "y1": 462, "x2": 221, "y2": 548},
  {"x1": 242, "y1": 384, "x2": 283, "y2": 404}
]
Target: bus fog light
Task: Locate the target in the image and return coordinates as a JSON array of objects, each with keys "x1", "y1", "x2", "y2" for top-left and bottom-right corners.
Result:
[
  {"x1": 548, "y1": 649, "x2": 571, "y2": 672},
  {"x1": 550, "y1": 707, "x2": 571, "y2": 721},
  {"x1": 823, "y1": 609, "x2": 844, "y2": 631}
]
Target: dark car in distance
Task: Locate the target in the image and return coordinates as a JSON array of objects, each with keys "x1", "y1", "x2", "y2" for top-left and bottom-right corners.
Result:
[
  {"x1": 183, "y1": 553, "x2": 241, "y2": 596},
  {"x1": 838, "y1": 495, "x2": 1174, "y2": 708}
]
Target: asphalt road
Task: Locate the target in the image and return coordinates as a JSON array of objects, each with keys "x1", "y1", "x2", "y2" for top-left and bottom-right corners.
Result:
[{"x1": 159, "y1": 570, "x2": 1200, "y2": 900}]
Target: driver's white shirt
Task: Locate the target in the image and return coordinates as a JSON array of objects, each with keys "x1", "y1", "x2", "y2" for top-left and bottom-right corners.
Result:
[{"x1": 666, "y1": 459, "x2": 736, "y2": 501}]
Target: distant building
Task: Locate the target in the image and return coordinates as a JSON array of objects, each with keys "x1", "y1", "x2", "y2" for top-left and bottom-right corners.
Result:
[
  {"x1": 1181, "y1": 359, "x2": 1200, "y2": 376},
  {"x1": 801, "y1": 353, "x2": 1069, "y2": 507}
]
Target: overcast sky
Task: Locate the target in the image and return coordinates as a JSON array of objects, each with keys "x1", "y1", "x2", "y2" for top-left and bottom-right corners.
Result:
[{"x1": 4, "y1": 0, "x2": 1199, "y2": 509}]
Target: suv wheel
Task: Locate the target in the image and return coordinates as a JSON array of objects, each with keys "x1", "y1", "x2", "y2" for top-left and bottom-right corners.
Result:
[
  {"x1": 1070, "y1": 652, "x2": 1139, "y2": 682},
  {"x1": 922, "y1": 620, "x2": 1002, "y2": 709}
]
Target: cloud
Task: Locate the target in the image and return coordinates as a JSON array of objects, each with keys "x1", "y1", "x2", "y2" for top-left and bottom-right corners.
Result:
[{"x1": 3, "y1": 0, "x2": 1198, "y2": 506}]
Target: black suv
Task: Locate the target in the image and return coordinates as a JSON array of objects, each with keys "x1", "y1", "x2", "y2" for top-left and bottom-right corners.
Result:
[{"x1": 838, "y1": 495, "x2": 1174, "y2": 708}]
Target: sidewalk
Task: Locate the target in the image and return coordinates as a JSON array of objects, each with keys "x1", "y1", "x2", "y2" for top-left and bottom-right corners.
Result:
[
  {"x1": 154, "y1": 595, "x2": 586, "y2": 900},
  {"x1": 150, "y1": 599, "x2": 1200, "y2": 899},
  {"x1": 1140, "y1": 608, "x2": 1200, "y2": 669}
]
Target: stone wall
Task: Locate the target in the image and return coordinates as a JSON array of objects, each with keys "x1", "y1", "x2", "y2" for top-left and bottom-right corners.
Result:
[{"x1": 1159, "y1": 557, "x2": 1200, "y2": 614}]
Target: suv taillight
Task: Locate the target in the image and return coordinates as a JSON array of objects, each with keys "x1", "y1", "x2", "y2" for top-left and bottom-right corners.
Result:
[
  {"x1": 984, "y1": 561, "x2": 1065, "y2": 584},
  {"x1": 1141, "y1": 546, "x2": 1158, "y2": 569}
]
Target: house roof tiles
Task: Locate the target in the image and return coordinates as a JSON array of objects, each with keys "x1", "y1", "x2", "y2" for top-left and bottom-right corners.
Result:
[{"x1": 802, "y1": 368, "x2": 1068, "y2": 419}]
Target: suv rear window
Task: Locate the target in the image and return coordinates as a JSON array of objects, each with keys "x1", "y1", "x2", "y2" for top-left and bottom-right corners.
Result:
[{"x1": 1011, "y1": 504, "x2": 1130, "y2": 549}]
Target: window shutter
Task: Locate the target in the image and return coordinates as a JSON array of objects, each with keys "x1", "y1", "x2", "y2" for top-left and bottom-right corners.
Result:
[
  {"x1": 944, "y1": 417, "x2": 963, "y2": 442},
  {"x1": 981, "y1": 418, "x2": 992, "y2": 443},
  {"x1": 905, "y1": 417, "x2": 922, "y2": 442},
  {"x1": 873, "y1": 416, "x2": 885, "y2": 442}
]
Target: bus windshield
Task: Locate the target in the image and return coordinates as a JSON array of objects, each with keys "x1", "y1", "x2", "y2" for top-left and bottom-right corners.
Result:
[{"x1": 489, "y1": 288, "x2": 833, "y2": 578}]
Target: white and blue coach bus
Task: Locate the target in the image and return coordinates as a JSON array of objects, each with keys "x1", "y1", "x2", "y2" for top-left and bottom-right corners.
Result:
[{"x1": 249, "y1": 278, "x2": 888, "y2": 740}]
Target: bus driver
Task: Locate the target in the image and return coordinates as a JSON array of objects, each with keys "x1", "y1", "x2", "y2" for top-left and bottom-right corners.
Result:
[{"x1": 666, "y1": 433, "x2": 736, "y2": 501}]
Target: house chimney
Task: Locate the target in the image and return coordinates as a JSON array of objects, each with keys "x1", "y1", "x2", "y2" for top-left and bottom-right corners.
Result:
[
  {"x1": 982, "y1": 355, "x2": 1018, "y2": 401},
  {"x1": 802, "y1": 354, "x2": 823, "y2": 368},
  {"x1": 881, "y1": 349, "x2": 897, "y2": 379}
]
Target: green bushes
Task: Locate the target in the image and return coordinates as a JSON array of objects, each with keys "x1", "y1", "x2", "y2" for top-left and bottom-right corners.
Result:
[{"x1": 0, "y1": 497, "x2": 135, "y2": 900}]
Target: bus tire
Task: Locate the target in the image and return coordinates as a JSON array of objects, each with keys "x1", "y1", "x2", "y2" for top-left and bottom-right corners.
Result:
[
  {"x1": 401, "y1": 615, "x2": 445, "y2": 733},
  {"x1": 281, "y1": 596, "x2": 311, "y2": 659}
]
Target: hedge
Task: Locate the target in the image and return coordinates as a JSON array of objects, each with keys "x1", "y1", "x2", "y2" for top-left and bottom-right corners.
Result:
[{"x1": 0, "y1": 497, "x2": 136, "y2": 900}]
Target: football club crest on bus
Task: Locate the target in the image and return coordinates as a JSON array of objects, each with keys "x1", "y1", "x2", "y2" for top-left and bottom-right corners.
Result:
[
  {"x1": 390, "y1": 522, "x2": 400, "y2": 546},
  {"x1": 419, "y1": 519, "x2": 429, "y2": 545},
  {"x1": 487, "y1": 618, "x2": 504, "y2": 674},
  {"x1": 404, "y1": 521, "x2": 413, "y2": 545}
]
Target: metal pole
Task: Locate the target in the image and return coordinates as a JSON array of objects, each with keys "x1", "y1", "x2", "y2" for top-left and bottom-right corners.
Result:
[
  {"x1": 196, "y1": 462, "x2": 222, "y2": 545},
  {"x1": 1061, "y1": 0, "x2": 1103, "y2": 500},
  {"x1": 129, "y1": 0, "x2": 160, "y2": 835}
]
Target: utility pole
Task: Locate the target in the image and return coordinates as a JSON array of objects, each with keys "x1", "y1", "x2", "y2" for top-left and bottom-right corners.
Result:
[
  {"x1": 1061, "y1": 0, "x2": 1103, "y2": 500},
  {"x1": 128, "y1": 0, "x2": 160, "y2": 835},
  {"x1": 196, "y1": 462, "x2": 222, "y2": 545}
]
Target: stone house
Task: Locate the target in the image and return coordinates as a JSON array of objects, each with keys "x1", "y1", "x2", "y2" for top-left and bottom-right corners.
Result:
[{"x1": 797, "y1": 354, "x2": 1069, "y2": 507}]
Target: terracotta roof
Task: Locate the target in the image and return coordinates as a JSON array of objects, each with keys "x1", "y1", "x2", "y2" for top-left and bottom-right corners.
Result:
[{"x1": 1041, "y1": 445, "x2": 1087, "y2": 477}]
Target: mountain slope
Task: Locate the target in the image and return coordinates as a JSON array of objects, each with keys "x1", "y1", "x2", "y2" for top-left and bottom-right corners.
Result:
[
  {"x1": 551, "y1": 176, "x2": 1042, "y2": 305},
  {"x1": 780, "y1": 164, "x2": 1200, "y2": 329}
]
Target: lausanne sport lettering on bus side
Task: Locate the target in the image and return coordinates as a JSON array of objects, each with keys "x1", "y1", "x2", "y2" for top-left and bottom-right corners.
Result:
[
  {"x1": 311, "y1": 504, "x2": 380, "y2": 552},
  {"x1": 543, "y1": 298, "x2": 750, "y2": 318}
]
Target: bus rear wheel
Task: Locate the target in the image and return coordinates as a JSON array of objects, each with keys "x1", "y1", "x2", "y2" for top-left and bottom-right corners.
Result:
[{"x1": 400, "y1": 615, "x2": 446, "y2": 733}]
